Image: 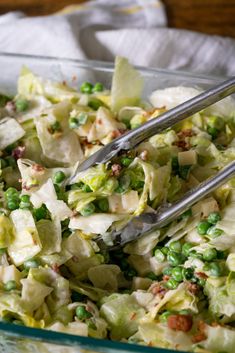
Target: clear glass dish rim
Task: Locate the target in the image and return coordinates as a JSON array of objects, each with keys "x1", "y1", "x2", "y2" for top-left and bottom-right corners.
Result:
[{"x1": 0, "y1": 51, "x2": 216, "y2": 353}]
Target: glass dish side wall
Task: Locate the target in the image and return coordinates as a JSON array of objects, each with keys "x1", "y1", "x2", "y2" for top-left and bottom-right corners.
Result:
[{"x1": 0, "y1": 53, "x2": 222, "y2": 353}]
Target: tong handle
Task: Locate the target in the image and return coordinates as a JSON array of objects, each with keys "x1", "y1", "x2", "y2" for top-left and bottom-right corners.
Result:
[
  {"x1": 121, "y1": 76, "x2": 235, "y2": 149},
  {"x1": 157, "y1": 161, "x2": 235, "y2": 227}
]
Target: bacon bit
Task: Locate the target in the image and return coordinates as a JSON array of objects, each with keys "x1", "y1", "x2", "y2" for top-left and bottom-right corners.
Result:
[
  {"x1": 191, "y1": 333, "x2": 207, "y2": 343},
  {"x1": 97, "y1": 119, "x2": 102, "y2": 125},
  {"x1": 177, "y1": 129, "x2": 194, "y2": 138},
  {"x1": 163, "y1": 275, "x2": 170, "y2": 282},
  {"x1": 130, "y1": 312, "x2": 137, "y2": 321},
  {"x1": 32, "y1": 164, "x2": 45, "y2": 173},
  {"x1": 187, "y1": 283, "x2": 201, "y2": 295},
  {"x1": 52, "y1": 263, "x2": 60, "y2": 273},
  {"x1": 110, "y1": 129, "x2": 126, "y2": 139},
  {"x1": 72, "y1": 210, "x2": 79, "y2": 217},
  {"x1": 174, "y1": 140, "x2": 188, "y2": 150},
  {"x1": 12, "y1": 146, "x2": 25, "y2": 160},
  {"x1": 22, "y1": 182, "x2": 39, "y2": 191},
  {"x1": 62, "y1": 80, "x2": 67, "y2": 86},
  {"x1": 196, "y1": 272, "x2": 208, "y2": 279},
  {"x1": 140, "y1": 150, "x2": 148, "y2": 161},
  {"x1": 147, "y1": 341, "x2": 153, "y2": 347},
  {"x1": 198, "y1": 320, "x2": 206, "y2": 334},
  {"x1": 167, "y1": 314, "x2": 193, "y2": 332},
  {"x1": 5, "y1": 101, "x2": 16, "y2": 114},
  {"x1": 151, "y1": 283, "x2": 167, "y2": 298},
  {"x1": 111, "y1": 163, "x2": 122, "y2": 177},
  {"x1": 72, "y1": 75, "x2": 77, "y2": 82}
]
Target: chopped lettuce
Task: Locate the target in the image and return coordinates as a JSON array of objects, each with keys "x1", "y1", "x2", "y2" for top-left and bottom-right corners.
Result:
[{"x1": 0, "y1": 117, "x2": 25, "y2": 149}]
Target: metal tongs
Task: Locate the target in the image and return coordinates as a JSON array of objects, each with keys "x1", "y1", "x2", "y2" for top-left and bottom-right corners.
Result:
[{"x1": 70, "y1": 77, "x2": 235, "y2": 248}]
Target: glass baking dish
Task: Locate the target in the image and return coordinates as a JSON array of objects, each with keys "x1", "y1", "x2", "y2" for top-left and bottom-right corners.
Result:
[{"x1": 0, "y1": 52, "x2": 225, "y2": 353}]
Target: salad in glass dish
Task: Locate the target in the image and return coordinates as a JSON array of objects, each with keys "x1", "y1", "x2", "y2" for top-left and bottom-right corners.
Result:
[{"x1": 0, "y1": 57, "x2": 234, "y2": 353}]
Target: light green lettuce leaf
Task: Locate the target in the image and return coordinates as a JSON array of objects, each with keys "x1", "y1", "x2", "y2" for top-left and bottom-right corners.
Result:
[
  {"x1": 0, "y1": 265, "x2": 22, "y2": 285},
  {"x1": 0, "y1": 117, "x2": 25, "y2": 149},
  {"x1": 0, "y1": 214, "x2": 14, "y2": 248},
  {"x1": 8, "y1": 209, "x2": 42, "y2": 266},
  {"x1": 88, "y1": 264, "x2": 121, "y2": 292},
  {"x1": 37, "y1": 219, "x2": 62, "y2": 255},
  {"x1": 111, "y1": 57, "x2": 143, "y2": 112},
  {"x1": 200, "y1": 324, "x2": 235, "y2": 353},
  {"x1": 124, "y1": 230, "x2": 160, "y2": 255},
  {"x1": 100, "y1": 293, "x2": 146, "y2": 340},
  {"x1": 47, "y1": 321, "x2": 88, "y2": 336}
]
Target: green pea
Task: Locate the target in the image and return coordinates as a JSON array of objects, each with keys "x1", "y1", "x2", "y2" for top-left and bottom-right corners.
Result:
[
  {"x1": 203, "y1": 248, "x2": 217, "y2": 262},
  {"x1": 165, "y1": 278, "x2": 179, "y2": 290},
  {"x1": 76, "y1": 306, "x2": 92, "y2": 320},
  {"x1": 80, "y1": 203, "x2": 95, "y2": 216},
  {"x1": 207, "y1": 212, "x2": 221, "y2": 224},
  {"x1": 92, "y1": 83, "x2": 104, "y2": 92},
  {"x1": 162, "y1": 267, "x2": 172, "y2": 276},
  {"x1": 33, "y1": 204, "x2": 48, "y2": 221},
  {"x1": 197, "y1": 221, "x2": 211, "y2": 235},
  {"x1": 69, "y1": 117, "x2": 80, "y2": 129},
  {"x1": 182, "y1": 267, "x2": 194, "y2": 280},
  {"x1": 208, "y1": 262, "x2": 222, "y2": 277},
  {"x1": 131, "y1": 180, "x2": 144, "y2": 190},
  {"x1": 53, "y1": 171, "x2": 66, "y2": 184},
  {"x1": 159, "y1": 310, "x2": 172, "y2": 323},
  {"x1": 80, "y1": 82, "x2": 93, "y2": 94},
  {"x1": 154, "y1": 249, "x2": 165, "y2": 263},
  {"x1": 169, "y1": 240, "x2": 182, "y2": 253},
  {"x1": 19, "y1": 194, "x2": 31, "y2": 209},
  {"x1": 161, "y1": 247, "x2": 169, "y2": 255},
  {"x1": 7, "y1": 199, "x2": 19, "y2": 210},
  {"x1": 207, "y1": 126, "x2": 218, "y2": 139},
  {"x1": 182, "y1": 243, "x2": 194, "y2": 257},
  {"x1": 0, "y1": 158, "x2": 7, "y2": 169},
  {"x1": 5, "y1": 187, "x2": 18, "y2": 198},
  {"x1": 88, "y1": 98, "x2": 104, "y2": 111},
  {"x1": 24, "y1": 259, "x2": 40, "y2": 270},
  {"x1": 207, "y1": 226, "x2": 223, "y2": 238},
  {"x1": 146, "y1": 272, "x2": 158, "y2": 281},
  {"x1": 15, "y1": 98, "x2": 29, "y2": 112},
  {"x1": 0, "y1": 248, "x2": 7, "y2": 255},
  {"x1": 167, "y1": 251, "x2": 184, "y2": 266},
  {"x1": 120, "y1": 157, "x2": 134, "y2": 167},
  {"x1": 97, "y1": 198, "x2": 109, "y2": 212},
  {"x1": 171, "y1": 266, "x2": 183, "y2": 282},
  {"x1": 4, "y1": 280, "x2": 17, "y2": 291},
  {"x1": 131, "y1": 123, "x2": 141, "y2": 129}
]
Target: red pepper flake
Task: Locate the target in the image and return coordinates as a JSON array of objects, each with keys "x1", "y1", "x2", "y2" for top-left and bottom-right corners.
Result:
[
  {"x1": 130, "y1": 312, "x2": 137, "y2": 321},
  {"x1": 111, "y1": 163, "x2": 122, "y2": 177},
  {"x1": 12, "y1": 146, "x2": 25, "y2": 160},
  {"x1": 52, "y1": 263, "x2": 60, "y2": 273},
  {"x1": 196, "y1": 272, "x2": 208, "y2": 279},
  {"x1": 139, "y1": 150, "x2": 148, "y2": 161},
  {"x1": 191, "y1": 333, "x2": 207, "y2": 343}
]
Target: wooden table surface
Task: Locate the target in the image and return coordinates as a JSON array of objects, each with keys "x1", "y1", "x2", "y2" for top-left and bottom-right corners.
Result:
[{"x1": 0, "y1": 0, "x2": 234, "y2": 38}]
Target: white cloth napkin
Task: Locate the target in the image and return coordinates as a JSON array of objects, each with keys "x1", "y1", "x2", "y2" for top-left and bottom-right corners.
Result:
[{"x1": 0, "y1": 0, "x2": 234, "y2": 76}]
